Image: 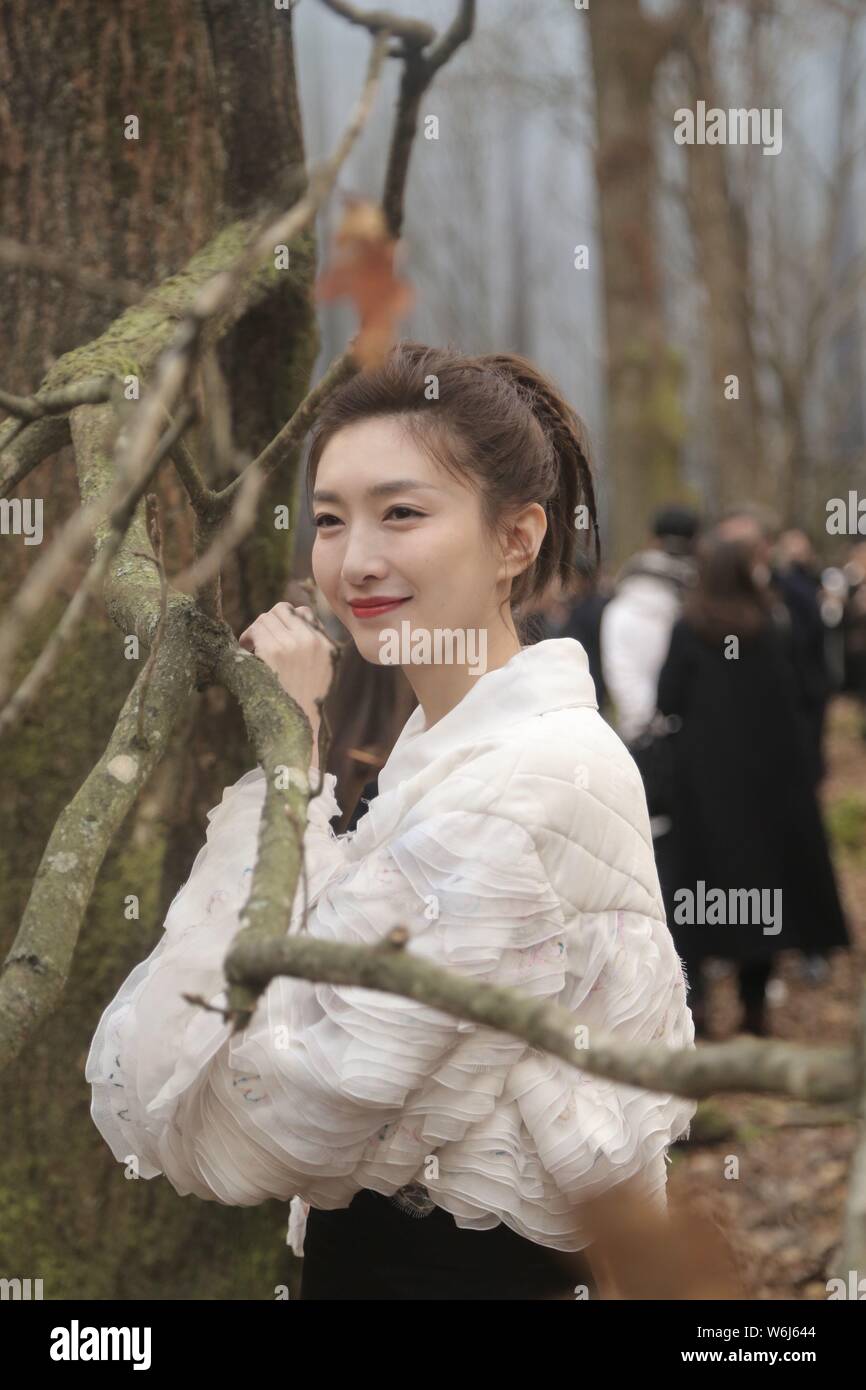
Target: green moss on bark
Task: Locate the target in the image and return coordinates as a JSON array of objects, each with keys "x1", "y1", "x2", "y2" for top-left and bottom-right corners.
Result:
[{"x1": 0, "y1": 602, "x2": 301, "y2": 1298}]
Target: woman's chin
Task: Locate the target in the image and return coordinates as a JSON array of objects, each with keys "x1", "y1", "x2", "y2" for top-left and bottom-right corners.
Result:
[
  {"x1": 348, "y1": 607, "x2": 414, "y2": 663},
  {"x1": 351, "y1": 630, "x2": 398, "y2": 666}
]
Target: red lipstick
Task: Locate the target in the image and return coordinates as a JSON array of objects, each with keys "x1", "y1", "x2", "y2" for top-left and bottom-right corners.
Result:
[{"x1": 348, "y1": 596, "x2": 411, "y2": 620}]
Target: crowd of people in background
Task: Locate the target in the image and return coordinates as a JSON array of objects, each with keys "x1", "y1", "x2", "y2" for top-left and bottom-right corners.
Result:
[{"x1": 528, "y1": 503, "x2": 861, "y2": 1039}]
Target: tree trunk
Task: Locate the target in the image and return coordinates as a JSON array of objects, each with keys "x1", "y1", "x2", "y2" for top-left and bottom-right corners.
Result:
[
  {"x1": 588, "y1": 0, "x2": 688, "y2": 564},
  {"x1": 684, "y1": 5, "x2": 764, "y2": 510},
  {"x1": 0, "y1": 0, "x2": 319, "y2": 1298}
]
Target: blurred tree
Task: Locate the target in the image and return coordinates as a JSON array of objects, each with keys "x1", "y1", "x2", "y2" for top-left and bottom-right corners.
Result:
[
  {"x1": 681, "y1": 1, "x2": 764, "y2": 509},
  {"x1": 588, "y1": 0, "x2": 690, "y2": 563}
]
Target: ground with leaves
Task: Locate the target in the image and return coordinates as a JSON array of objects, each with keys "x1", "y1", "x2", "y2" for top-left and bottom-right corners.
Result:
[{"x1": 668, "y1": 696, "x2": 866, "y2": 1300}]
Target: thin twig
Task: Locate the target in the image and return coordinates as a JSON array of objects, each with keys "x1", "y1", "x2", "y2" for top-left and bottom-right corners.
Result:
[
  {"x1": 0, "y1": 376, "x2": 116, "y2": 424},
  {"x1": 0, "y1": 401, "x2": 191, "y2": 707},
  {"x1": 318, "y1": 0, "x2": 435, "y2": 47},
  {"x1": 0, "y1": 235, "x2": 144, "y2": 305},
  {"x1": 211, "y1": 348, "x2": 358, "y2": 512},
  {"x1": 171, "y1": 456, "x2": 268, "y2": 596},
  {"x1": 131, "y1": 496, "x2": 169, "y2": 750},
  {"x1": 0, "y1": 404, "x2": 195, "y2": 735}
]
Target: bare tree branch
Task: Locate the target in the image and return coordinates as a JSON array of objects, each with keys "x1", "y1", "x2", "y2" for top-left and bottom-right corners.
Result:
[
  {"x1": 172, "y1": 454, "x2": 267, "y2": 605},
  {"x1": 221, "y1": 926, "x2": 861, "y2": 1104},
  {"x1": 0, "y1": 402, "x2": 196, "y2": 736},
  {"x1": 0, "y1": 398, "x2": 190, "y2": 704},
  {"x1": 319, "y1": 0, "x2": 436, "y2": 48},
  {"x1": 382, "y1": 1, "x2": 476, "y2": 238},
  {"x1": 0, "y1": 414, "x2": 70, "y2": 496},
  {"x1": 0, "y1": 234, "x2": 145, "y2": 306},
  {"x1": 0, "y1": 375, "x2": 117, "y2": 426},
  {"x1": 213, "y1": 638, "x2": 321, "y2": 1032},
  {"x1": 0, "y1": 609, "x2": 200, "y2": 1070},
  {"x1": 211, "y1": 347, "x2": 358, "y2": 513}
]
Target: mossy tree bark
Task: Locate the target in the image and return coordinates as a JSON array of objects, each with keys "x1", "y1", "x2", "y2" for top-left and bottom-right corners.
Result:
[{"x1": 0, "y1": 0, "x2": 319, "y2": 1298}]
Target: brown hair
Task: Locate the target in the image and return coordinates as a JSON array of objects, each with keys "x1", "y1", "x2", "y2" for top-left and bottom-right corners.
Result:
[
  {"x1": 304, "y1": 340, "x2": 599, "y2": 635},
  {"x1": 684, "y1": 535, "x2": 773, "y2": 643}
]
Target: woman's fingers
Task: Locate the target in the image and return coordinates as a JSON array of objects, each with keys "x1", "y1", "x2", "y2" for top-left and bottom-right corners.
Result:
[
  {"x1": 270, "y1": 603, "x2": 321, "y2": 643},
  {"x1": 253, "y1": 612, "x2": 287, "y2": 653},
  {"x1": 238, "y1": 602, "x2": 329, "y2": 662}
]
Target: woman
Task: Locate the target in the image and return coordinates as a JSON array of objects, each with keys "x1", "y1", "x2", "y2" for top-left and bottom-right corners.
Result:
[
  {"x1": 655, "y1": 536, "x2": 850, "y2": 1040},
  {"x1": 86, "y1": 341, "x2": 696, "y2": 1300}
]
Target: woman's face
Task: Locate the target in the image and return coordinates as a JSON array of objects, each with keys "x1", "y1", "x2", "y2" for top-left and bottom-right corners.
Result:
[{"x1": 311, "y1": 416, "x2": 513, "y2": 666}]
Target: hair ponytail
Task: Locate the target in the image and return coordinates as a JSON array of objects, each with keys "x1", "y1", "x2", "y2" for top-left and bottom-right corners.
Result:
[{"x1": 474, "y1": 351, "x2": 601, "y2": 598}]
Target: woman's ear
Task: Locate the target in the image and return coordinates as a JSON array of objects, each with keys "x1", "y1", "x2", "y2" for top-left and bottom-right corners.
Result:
[{"x1": 498, "y1": 502, "x2": 548, "y2": 583}]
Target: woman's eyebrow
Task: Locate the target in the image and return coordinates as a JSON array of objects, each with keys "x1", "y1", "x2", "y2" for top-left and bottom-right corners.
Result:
[{"x1": 312, "y1": 480, "x2": 441, "y2": 503}]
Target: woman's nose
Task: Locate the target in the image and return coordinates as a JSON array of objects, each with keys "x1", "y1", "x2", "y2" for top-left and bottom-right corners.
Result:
[{"x1": 340, "y1": 532, "x2": 389, "y2": 586}]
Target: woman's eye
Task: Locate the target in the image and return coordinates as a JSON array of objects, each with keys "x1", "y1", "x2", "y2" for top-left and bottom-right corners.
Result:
[
  {"x1": 386, "y1": 506, "x2": 422, "y2": 521},
  {"x1": 314, "y1": 507, "x2": 422, "y2": 528}
]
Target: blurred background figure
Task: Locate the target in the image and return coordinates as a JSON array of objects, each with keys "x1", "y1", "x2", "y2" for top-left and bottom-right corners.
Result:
[
  {"x1": 521, "y1": 579, "x2": 571, "y2": 645},
  {"x1": 654, "y1": 536, "x2": 850, "y2": 1039},
  {"x1": 842, "y1": 541, "x2": 866, "y2": 739},
  {"x1": 717, "y1": 507, "x2": 832, "y2": 786},
  {"x1": 774, "y1": 526, "x2": 834, "y2": 784},
  {"x1": 600, "y1": 502, "x2": 700, "y2": 747},
  {"x1": 523, "y1": 553, "x2": 611, "y2": 715}
]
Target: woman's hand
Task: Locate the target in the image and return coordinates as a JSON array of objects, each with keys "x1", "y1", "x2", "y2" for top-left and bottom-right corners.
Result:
[{"x1": 238, "y1": 603, "x2": 336, "y2": 762}]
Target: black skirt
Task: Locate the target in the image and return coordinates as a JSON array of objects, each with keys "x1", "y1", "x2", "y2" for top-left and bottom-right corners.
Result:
[
  {"x1": 299, "y1": 1187, "x2": 595, "y2": 1300},
  {"x1": 303, "y1": 779, "x2": 596, "y2": 1300}
]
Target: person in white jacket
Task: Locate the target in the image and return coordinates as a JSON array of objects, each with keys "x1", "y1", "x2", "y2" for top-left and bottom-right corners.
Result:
[
  {"x1": 600, "y1": 507, "x2": 700, "y2": 745},
  {"x1": 87, "y1": 341, "x2": 696, "y2": 1300}
]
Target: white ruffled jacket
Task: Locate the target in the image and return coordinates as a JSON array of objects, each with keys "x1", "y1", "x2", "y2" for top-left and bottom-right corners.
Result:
[{"x1": 86, "y1": 638, "x2": 696, "y2": 1255}]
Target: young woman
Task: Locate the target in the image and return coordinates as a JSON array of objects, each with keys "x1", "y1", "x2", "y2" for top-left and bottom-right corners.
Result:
[
  {"x1": 655, "y1": 535, "x2": 850, "y2": 1040},
  {"x1": 86, "y1": 341, "x2": 696, "y2": 1300}
]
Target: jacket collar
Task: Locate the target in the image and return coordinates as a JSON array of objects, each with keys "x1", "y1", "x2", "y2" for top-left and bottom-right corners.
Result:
[
  {"x1": 379, "y1": 637, "x2": 597, "y2": 793},
  {"x1": 344, "y1": 639, "x2": 597, "y2": 858}
]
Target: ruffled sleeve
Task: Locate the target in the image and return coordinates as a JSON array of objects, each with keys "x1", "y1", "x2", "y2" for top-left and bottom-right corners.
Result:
[
  {"x1": 86, "y1": 806, "x2": 567, "y2": 1196},
  {"x1": 87, "y1": 791, "x2": 695, "y2": 1254},
  {"x1": 85, "y1": 764, "x2": 344, "y2": 1182}
]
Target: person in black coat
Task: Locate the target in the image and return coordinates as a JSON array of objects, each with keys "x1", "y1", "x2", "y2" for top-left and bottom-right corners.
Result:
[
  {"x1": 774, "y1": 529, "x2": 833, "y2": 785},
  {"x1": 655, "y1": 537, "x2": 850, "y2": 1039},
  {"x1": 717, "y1": 512, "x2": 831, "y2": 786},
  {"x1": 842, "y1": 542, "x2": 866, "y2": 738}
]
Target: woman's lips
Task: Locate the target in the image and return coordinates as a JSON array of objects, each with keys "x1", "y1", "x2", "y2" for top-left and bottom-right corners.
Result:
[{"x1": 349, "y1": 598, "x2": 410, "y2": 620}]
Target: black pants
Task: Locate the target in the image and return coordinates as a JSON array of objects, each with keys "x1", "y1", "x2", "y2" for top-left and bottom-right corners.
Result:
[{"x1": 299, "y1": 1188, "x2": 595, "y2": 1300}]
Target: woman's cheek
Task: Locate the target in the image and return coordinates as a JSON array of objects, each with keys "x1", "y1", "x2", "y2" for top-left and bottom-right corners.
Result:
[{"x1": 311, "y1": 546, "x2": 336, "y2": 603}]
